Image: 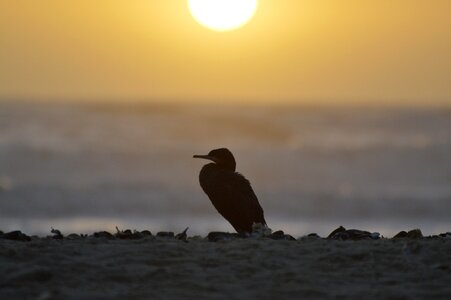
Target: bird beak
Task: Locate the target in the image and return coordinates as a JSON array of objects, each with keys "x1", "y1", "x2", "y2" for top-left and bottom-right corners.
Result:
[{"x1": 193, "y1": 154, "x2": 217, "y2": 162}]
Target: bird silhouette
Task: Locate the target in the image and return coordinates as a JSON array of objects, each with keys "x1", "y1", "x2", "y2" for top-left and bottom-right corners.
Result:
[{"x1": 193, "y1": 148, "x2": 266, "y2": 233}]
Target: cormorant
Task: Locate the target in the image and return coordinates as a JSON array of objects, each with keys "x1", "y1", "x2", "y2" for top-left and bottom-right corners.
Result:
[{"x1": 193, "y1": 148, "x2": 267, "y2": 233}]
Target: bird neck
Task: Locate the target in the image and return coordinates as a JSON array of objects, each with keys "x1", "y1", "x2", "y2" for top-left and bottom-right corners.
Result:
[{"x1": 211, "y1": 162, "x2": 236, "y2": 172}]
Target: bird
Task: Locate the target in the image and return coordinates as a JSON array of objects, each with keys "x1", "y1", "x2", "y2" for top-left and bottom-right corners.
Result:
[{"x1": 193, "y1": 148, "x2": 267, "y2": 233}]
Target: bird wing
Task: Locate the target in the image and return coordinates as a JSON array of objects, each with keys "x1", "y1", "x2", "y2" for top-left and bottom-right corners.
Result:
[
  {"x1": 230, "y1": 172, "x2": 266, "y2": 225},
  {"x1": 201, "y1": 169, "x2": 266, "y2": 232}
]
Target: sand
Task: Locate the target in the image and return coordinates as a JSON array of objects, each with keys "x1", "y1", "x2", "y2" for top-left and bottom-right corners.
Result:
[{"x1": 1, "y1": 236, "x2": 451, "y2": 300}]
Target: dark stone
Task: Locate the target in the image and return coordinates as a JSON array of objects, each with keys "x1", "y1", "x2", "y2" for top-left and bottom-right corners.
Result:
[
  {"x1": 284, "y1": 234, "x2": 296, "y2": 241},
  {"x1": 330, "y1": 229, "x2": 373, "y2": 240},
  {"x1": 307, "y1": 233, "x2": 320, "y2": 238},
  {"x1": 330, "y1": 231, "x2": 350, "y2": 240},
  {"x1": 131, "y1": 231, "x2": 145, "y2": 239},
  {"x1": 51, "y1": 228, "x2": 63, "y2": 240},
  {"x1": 393, "y1": 231, "x2": 408, "y2": 239},
  {"x1": 175, "y1": 227, "x2": 189, "y2": 241},
  {"x1": 346, "y1": 229, "x2": 372, "y2": 240},
  {"x1": 116, "y1": 230, "x2": 145, "y2": 240},
  {"x1": 370, "y1": 232, "x2": 381, "y2": 240},
  {"x1": 156, "y1": 232, "x2": 175, "y2": 238},
  {"x1": 272, "y1": 230, "x2": 285, "y2": 237},
  {"x1": 141, "y1": 230, "x2": 152, "y2": 236},
  {"x1": 207, "y1": 232, "x2": 238, "y2": 242},
  {"x1": 269, "y1": 231, "x2": 296, "y2": 241},
  {"x1": 113, "y1": 227, "x2": 143, "y2": 239},
  {"x1": 2, "y1": 231, "x2": 31, "y2": 241},
  {"x1": 93, "y1": 231, "x2": 114, "y2": 239},
  {"x1": 66, "y1": 233, "x2": 81, "y2": 240},
  {"x1": 327, "y1": 226, "x2": 346, "y2": 238},
  {"x1": 438, "y1": 232, "x2": 451, "y2": 238},
  {"x1": 406, "y1": 229, "x2": 423, "y2": 239},
  {"x1": 393, "y1": 229, "x2": 423, "y2": 239}
]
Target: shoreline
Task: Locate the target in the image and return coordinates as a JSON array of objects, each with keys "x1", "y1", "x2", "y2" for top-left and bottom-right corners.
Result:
[{"x1": 1, "y1": 225, "x2": 451, "y2": 242}]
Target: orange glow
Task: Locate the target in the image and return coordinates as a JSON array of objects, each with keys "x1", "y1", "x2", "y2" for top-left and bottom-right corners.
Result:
[{"x1": 0, "y1": 0, "x2": 450, "y2": 105}]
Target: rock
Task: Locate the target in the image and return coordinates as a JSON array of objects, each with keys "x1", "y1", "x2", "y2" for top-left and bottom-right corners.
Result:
[
  {"x1": 330, "y1": 229, "x2": 374, "y2": 240},
  {"x1": 115, "y1": 227, "x2": 146, "y2": 239},
  {"x1": 156, "y1": 232, "x2": 175, "y2": 238},
  {"x1": 271, "y1": 230, "x2": 285, "y2": 238},
  {"x1": 393, "y1": 229, "x2": 423, "y2": 239},
  {"x1": 2, "y1": 231, "x2": 31, "y2": 241},
  {"x1": 66, "y1": 233, "x2": 82, "y2": 240},
  {"x1": 175, "y1": 227, "x2": 189, "y2": 241},
  {"x1": 141, "y1": 230, "x2": 152, "y2": 236},
  {"x1": 115, "y1": 227, "x2": 134, "y2": 239},
  {"x1": 307, "y1": 233, "x2": 320, "y2": 238},
  {"x1": 207, "y1": 232, "x2": 238, "y2": 242},
  {"x1": 51, "y1": 228, "x2": 63, "y2": 240},
  {"x1": 438, "y1": 232, "x2": 451, "y2": 239},
  {"x1": 93, "y1": 231, "x2": 114, "y2": 239},
  {"x1": 393, "y1": 231, "x2": 408, "y2": 239},
  {"x1": 406, "y1": 229, "x2": 423, "y2": 239},
  {"x1": 327, "y1": 226, "x2": 346, "y2": 238},
  {"x1": 269, "y1": 230, "x2": 296, "y2": 241},
  {"x1": 330, "y1": 231, "x2": 350, "y2": 240},
  {"x1": 346, "y1": 229, "x2": 372, "y2": 240},
  {"x1": 131, "y1": 231, "x2": 145, "y2": 239},
  {"x1": 370, "y1": 232, "x2": 381, "y2": 240}
]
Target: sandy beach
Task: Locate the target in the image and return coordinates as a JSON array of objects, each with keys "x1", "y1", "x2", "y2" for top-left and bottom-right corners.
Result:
[{"x1": 1, "y1": 233, "x2": 450, "y2": 300}]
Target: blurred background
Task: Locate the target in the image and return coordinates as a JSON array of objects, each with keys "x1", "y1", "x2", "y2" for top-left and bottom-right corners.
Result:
[{"x1": 0, "y1": 0, "x2": 450, "y2": 236}]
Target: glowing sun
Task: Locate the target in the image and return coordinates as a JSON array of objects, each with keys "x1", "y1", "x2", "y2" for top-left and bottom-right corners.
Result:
[{"x1": 188, "y1": 0, "x2": 258, "y2": 32}]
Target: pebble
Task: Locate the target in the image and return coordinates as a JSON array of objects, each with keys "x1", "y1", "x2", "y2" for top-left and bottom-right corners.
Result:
[
  {"x1": 141, "y1": 230, "x2": 152, "y2": 236},
  {"x1": 51, "y1": 228, "x2": 64, "y2": 240},
  {"x1": 93, "y1": 231, "x2": 115, "y2": 239},
  {"x1": 1, "y1": 230, "x2": 31, "y2": 241},
  {"x1": 307, "y1": 233, "x2": 320, "y2": 238},
  {"x1": 115, "y1": 228, "x2": 146, "y2": 240},
  {"x1": 66, "y1": 233, "x2": 82, "y2": 240},
  {"x1": 328, "y1": 227, "x2": 380, "y2": 240},
  {"x1": 156, "y1": 232, "x2": 175, "y2": 238},
  {"x1": 0, "y1": 227, "x2": 442, "y2": 242},
  {"x1": 393, "y1": 229, "x2": 423, "y2": 239},
  {"x1": 207, "y1": 232, "x2": 240, "y2": 242},
  {"x1": 269, "y1": 230, "x2": 296, "y2": 241},
  {"x1": 175, "y1": 227, "x2": 189, "y2": 241},
  {"x1": 327, "y1": 226, "x2": 346, "y2": 238}
]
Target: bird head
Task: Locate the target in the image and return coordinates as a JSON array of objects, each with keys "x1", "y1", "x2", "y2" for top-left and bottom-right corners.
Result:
[{"x1": 193, "y1": 148, "x2": 236, "y2": 171}]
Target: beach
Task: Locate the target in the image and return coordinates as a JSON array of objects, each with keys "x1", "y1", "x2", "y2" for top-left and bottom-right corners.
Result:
[
  {"x1": 1, "y1": 234, "x2": 450, "y2": 300},
  {"x1": 2, "y1": 1, "x2": 450, "y2": 299}
]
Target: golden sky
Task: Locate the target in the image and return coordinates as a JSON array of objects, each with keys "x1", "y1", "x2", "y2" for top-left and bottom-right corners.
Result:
[{"x1": 0, "y1": 0, "x2": 450, "y2": 105}]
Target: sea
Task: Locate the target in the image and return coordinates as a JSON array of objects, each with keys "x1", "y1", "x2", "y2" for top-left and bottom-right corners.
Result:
[{"x1": 0, "y1": 101, "x2": 450, "y2": 237}]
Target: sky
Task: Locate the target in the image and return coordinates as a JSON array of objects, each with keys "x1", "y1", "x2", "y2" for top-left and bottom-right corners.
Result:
[{"x1": 0, "y1": 0, "x2": 450, "y2": 106}]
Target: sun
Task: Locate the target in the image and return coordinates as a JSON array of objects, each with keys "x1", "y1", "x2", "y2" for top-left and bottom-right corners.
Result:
[{"x1": 188, "y1": 0, "x2": 258, "y2": 32}]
